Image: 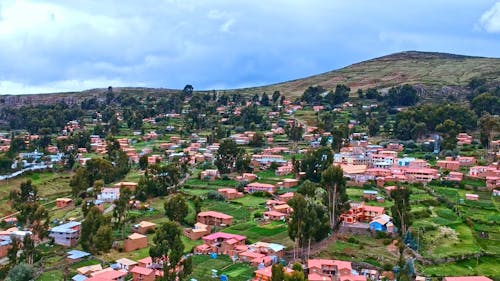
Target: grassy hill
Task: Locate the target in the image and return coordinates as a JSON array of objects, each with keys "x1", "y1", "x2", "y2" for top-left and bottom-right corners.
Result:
[
  {"x1": 213, "y1": 51, "x2": 500, "y2": 99},
  {"x1": 1, "y1": 51, "x2": 499, "y2": 106}
]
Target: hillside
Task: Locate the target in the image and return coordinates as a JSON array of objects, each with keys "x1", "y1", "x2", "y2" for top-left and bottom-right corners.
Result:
[
  {"x1": 1, "y1": 51, "x2": 499, "y2": 107},
  {"x1": 215, "y1": 51, "x2": 500, "y2": 99}
]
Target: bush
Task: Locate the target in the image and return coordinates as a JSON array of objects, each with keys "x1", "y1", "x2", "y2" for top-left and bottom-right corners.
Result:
[
  {"x1": 347, "y1": 237, "x2": 359, "y2": 244},
  {"x1": 251, "y1": 191, "x2": 273, "y2": 198},
  {"x1": 254, "y1": 212, "x2": 263, "y2": 219},
  {"x1": 411, "y1": 208, "x2": 432, "y2": 220},
  {"x1": 207, "y1": 191, "x2": 225, "y2": 201},
  {"x1": 375, "y1": 231, "x2": 390, "y2": 239},
  {"x1": 75, "y1": 198, "x2": 83, "y2": 206},
  {"x1": 382, "y1": 238, "x2": 393, "y2": 245}
]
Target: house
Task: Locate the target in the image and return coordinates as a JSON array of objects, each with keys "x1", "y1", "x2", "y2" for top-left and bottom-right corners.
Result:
[
  {"x1": 272, "y1": 204, "x2": 293, "y2": 215},
  {"x1": 56, "y1": 198, "x2": 74, "y2": 208},
  {"x1": 115, "y1": 258, "x2": 138, "y2": 271},
  {"x1": 465, "y1": 194, "x2": 479, "y2": 201},
  {"x1": 49, "y1": 221, "x2": 81, "y2": 247},
  {"x1": 97, "y1": 187, "x2": 120, "y2": 203},
  {"x1": 123, "y1": 233, "x2": 148, "y2": 252},
  {"x1": 91, "y1": 269, "x2": 127, "y2": 281},
  {"x1": 279, "y1": 178, "x2": 299, "y2": 189},
  {"x1": 195, "y1": 232, "x2": 247, "y2": 256},
  {"x1": 67, "y1": 250, "x2": 90, "y2": 263},
  {"x1": 362, "y1": 190, "x2": 378, "y2": 200},
  {"x1": 443, "y1": 277, "x2": 493, "y2": 281},
  {"x1": 245, "y1": 182, "x2": 276, "y2": 193},
  {"x1": 340, "y1": 202, "x2": 385, "y2": 224},
  {"x1": 200, "y1": 169, "x2": 220, "y2": 181},
  {"x1": 247, "y1": 242, "x2": 285, "y2": 259},
  {"x1": 369, "y1": 214, "x2": 394, "y2": 233},
  {"x1": 236, "y1": 173, "x2": 257, "y2": 182},
  {"x1": 131, "y1": 266, "x2": 155, "y2": 281},
  {"x1": 445, "y1": 172, "x2": 463, "y2": 182},
  {"x1": 307, "y1": 259, "x2": 354, "y2": 281},
  {"x1": 218, "y1": 188, "x2": 244, "y2": 200},
  {"x1": 77, "y1": 264, "x2": 103, "y2": 276},
  {"x1": 133, "y1": 221, "x2": 157, "y2": 235},
  {"x1": 113, "y1": 181, "x2": 138, "y2": 192},
  {"x1": 253, "y1": 265, "x2": 293, "y2": 281},
  {"x1": 184, "y1": 223, "x2": 211, "y2": 240},
  {"x1": 197, "y1": 211, "x2": 233, "y2": 226},
  {"x1": 486, "y1": 177, "x2": 500, "y2": 189},
  {"x1": 72, "y1": 274, "x2": 88, "y2": 281},
  {"x1": 456, "y1": 133, "x2": 473, "y2": 145},
  {"x1": 263, "y1": 211, "x2": 286, "y2": 221},
  {"x1": 437, "y1": 158, "x2": 460, "y2": 171},
  {"x1": 277, "y1": 192, "x2": 294, "y2": 202}
]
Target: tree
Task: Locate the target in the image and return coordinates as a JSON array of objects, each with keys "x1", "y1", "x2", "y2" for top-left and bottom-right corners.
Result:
[
  {"x1": 214, "y1": 139, "x2": 244, "y2": 174},
  {"x1": 320, "y1": 165, "x2": 349, "y2": 229},
  {"x1": 249, "y1": 132, "x2": 265, "y2": 147},
  {"x1": 113, "y1": 187, "x2": 132, "y2": 238},
  {"x1": 69, "y1": 167, "x2": 90, "y2": 197},
  {"x1": 94, "y1": 225, "x2": 113, "y2": 253},
  {"x1": 139, "y1": 154, "x2": 148, "y2": 170},
  {"x1": 368, "y1": 119, "x2": 379, "y2": 137},
  {"x1": 272, "y1": 91, "x2": 281, "y2": 104},
  {"x1": 285, "y1": 123, "x2": 304, "y2": 143},
  {"x1": 150, "y1": 221, "x2": 184, "y2": 281},
  {"x1": 164, "y1": 194, "x2": 189, "y2": 223},
  {"x1": 139, "y1": 164, "x2": 181, "y2": 197},
  {"x1": 436, "y1": 119, "x2": 460, "y2": 151},
  {"x1": 299, "y1": 147, "x2": 333, "y2": 182},
  {"x1": 471, "y1": 93, "x2": 500, "y2": 116},
  {"x1": 182, "y1": 85, "x2": 194, "y2": 98},
  {"x1": 261, "y1": 92, "x2": 270, "y2": 106},
  {"x1": 6, "y1": 263, "x2": 33, "y2": 281},
  {"x1": 271, "y1": 264, "x2": 285, "y2": 281},
  {"x1": 390, "y1": 187, "x2": 411, "y2": 236},
  {"x1": 193, "y1": 196, "x2": 202, "y2": 214},
  {"x1": 179, "y1": 256, "x2": 193, "y2": 279},
  {"x1": 288, "y1": 194, "x2": 307, "y2": 260},
  {"x1": 479, "y1": 114, "x2": 500, "y2": 148},
  {"x1": 9, "y1": 180, "x2": 49, "y2": 246},
  {"x1": 80, "y1": 206, "x2": 111, "y2": 254}
]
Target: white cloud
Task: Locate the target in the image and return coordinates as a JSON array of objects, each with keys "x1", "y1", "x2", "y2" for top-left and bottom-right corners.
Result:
[
  {"x1": 0, "y1": 79, "x2": 146, "y2": 95},
  {"x1": 479, "y1": 2, "x2": 500, "y2": 33}
]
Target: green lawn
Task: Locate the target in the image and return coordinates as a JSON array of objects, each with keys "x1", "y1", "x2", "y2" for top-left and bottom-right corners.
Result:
[
  {"x1": 419, "y1": 256, "x2": 500, "y2": 278},
  {"x1": 421, "y1": 224, "x2": 481, "y2": 259},
  {"x1": 189, "y1": 255, "x2": 255, "y2": 281}
]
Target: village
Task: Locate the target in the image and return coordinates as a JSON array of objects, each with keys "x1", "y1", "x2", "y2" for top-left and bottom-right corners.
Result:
[{"x1": 0, "y1": 85, "x2": 498, "y2": 281}]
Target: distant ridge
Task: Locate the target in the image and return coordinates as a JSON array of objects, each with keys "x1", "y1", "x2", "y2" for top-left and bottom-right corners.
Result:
[{"x1": 1, "y1": 51, "x2": 499, "y2": 106}]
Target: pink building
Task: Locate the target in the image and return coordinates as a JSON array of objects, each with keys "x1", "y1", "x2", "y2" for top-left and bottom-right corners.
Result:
[{"x1": 245, "y1": 182, "x2": 276, "y2": 193}]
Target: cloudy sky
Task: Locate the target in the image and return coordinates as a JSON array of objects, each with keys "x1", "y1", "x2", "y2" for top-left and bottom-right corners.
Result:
[{"x1": 0, "y1": 0, "x2": 499, "y2": 94}]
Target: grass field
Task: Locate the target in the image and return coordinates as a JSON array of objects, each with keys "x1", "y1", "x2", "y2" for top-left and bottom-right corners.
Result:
[
  {"x1": 0, "y1": 172, "x2": 72, "y2": 217},
  {"x1": 188, "y1": 255, "x2": 255, "y2": 281}
]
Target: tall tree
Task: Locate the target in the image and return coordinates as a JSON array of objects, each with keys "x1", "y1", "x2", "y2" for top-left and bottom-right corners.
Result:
[
  {"x1": 320, "y1": 165, "x2": 349, "y2": 229},
  {"x1": 164, "y1": 194, "x2": 189, "y2": 223},
  {"x1": 6, "y1": 263, "x2": 33, "y2": 281},
  {"x1": 288, "y1": 194, "x2": 308, "y2": 260},
  {"x1": 436, "y1": 119, "x2": 461, "y2": 151},
  {"x1": 299, "y1": 147, "x2": 333, "y2": 183},
  {"x1": 390, "y1": 187, "x2": 411, "y2": 236},
  {"x1": 113, "y1": 187, "x2": 132, "y2": 238},
  {"x1": 214, "y1": 139, "x2": 244, "y2": 174},
  {"x1": 80, "y1": 206, "x2": 112, "y2": 254},
  {"x1": 479, "y1": 114, "x2": 500, "y2": 148},
  {"x1": 150, "y1": 221, "x2": 184, "y2": 281},
  {"x1": 271, "y1": 264, "x2": 285, "y2": 281}
]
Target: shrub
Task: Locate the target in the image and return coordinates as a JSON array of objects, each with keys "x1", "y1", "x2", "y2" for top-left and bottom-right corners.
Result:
[
  {"x1": 251, "y1": 191, "x2": 273, "y2": 198},
  {"x1": 254, "y1": 212, "x2": 263, "y2": 219},
  {"x1": 347, "y1": 237, "x2": 359, "y2": 244},
  {"x1": 207, "y1": 191, "x2": 225, "y2": 201},
  {"x1": 375, "y1": 231, "x2": 390, "y2": 239}
]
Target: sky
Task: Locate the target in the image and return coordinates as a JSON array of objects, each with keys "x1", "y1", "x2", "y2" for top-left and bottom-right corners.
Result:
[{"x1": 0, "y1": 0, "x2": 499, "y2": 95}]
